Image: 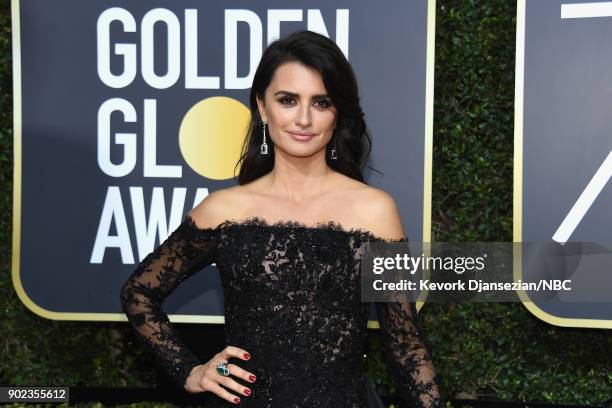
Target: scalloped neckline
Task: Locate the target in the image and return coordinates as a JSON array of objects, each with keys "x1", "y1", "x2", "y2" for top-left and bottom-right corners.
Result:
[{"x1": 184, "y1": 214, "x2": 408, "y2": 243}]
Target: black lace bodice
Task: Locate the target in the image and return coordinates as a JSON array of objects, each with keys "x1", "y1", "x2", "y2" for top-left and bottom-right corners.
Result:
[{"x1": 119, "y1": 215, "x2": 443, "y2": 407}]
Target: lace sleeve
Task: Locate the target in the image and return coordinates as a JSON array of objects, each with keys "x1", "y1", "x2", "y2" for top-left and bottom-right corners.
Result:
[
  {"x1": 373, "y1": 239, "x2": 444, "y2": 408},
  {"x1": 375, "y1": 299, "x2": 444, "y2": 408},
  {"x1": 119, "y1": 214, "x2": 218, "y2": 389}
]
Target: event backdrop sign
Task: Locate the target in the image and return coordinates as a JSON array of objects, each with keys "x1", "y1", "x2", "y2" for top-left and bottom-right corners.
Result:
[
  {"x1": 12, "y1": 0, "x2": 435, "y2": 325},
  {"x1": 515, "y1": 0, "x2": 612, "y2": 328}
]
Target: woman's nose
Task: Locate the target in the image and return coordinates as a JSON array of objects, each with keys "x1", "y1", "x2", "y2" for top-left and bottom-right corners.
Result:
[{"x1": 295, "y1": 104, "x2": 312, "y2": 127}]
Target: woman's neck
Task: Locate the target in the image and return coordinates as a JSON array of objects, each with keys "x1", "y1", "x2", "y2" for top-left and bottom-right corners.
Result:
[{"x1": 266, "y1": 150, "x2": 335, "y2": 203}]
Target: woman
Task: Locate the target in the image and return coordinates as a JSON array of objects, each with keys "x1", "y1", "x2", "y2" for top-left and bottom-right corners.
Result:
[{"x1": 119, "y1": 30, "x2": 443, "y2": 407}]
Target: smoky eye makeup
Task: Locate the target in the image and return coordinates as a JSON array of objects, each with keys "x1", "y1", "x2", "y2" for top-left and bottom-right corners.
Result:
[
  {"x1": 276, "y1": 95, "x2": 333, "y2": 108},
  {"x1": 277, "y1": 96, "x2": 294, "y2": 105},
  {"x1": 315, "y1": 98, "x2": 333, "y2": 108}
]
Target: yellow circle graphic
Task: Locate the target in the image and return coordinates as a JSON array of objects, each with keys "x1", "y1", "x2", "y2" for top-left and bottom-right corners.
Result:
[{"x1": 179, "y1": 96, "x2": 250, "y2": 180}]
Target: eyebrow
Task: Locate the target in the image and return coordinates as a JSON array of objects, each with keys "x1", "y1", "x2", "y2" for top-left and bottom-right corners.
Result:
[{"x1": 274, "y1": 90, "x2": 330, "y2": 99}]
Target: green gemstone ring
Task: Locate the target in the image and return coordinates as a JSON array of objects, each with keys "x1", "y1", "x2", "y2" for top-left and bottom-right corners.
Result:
[{"x1": 216, "y1": 362, "x2": 230, "y2": 376}]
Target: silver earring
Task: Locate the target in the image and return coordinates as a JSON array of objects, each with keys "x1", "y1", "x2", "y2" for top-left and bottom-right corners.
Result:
[
  {"x1": 260, "y1": 122, "x2": 269, "y2": 155},
  {"x1": 330, "y1": 129, "x2": 338, "y2": 160}
]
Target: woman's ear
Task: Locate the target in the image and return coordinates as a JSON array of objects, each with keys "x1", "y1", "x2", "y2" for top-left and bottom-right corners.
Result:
[{"x1": 256, "y1": 94, "x2": 267, "y2": 123}]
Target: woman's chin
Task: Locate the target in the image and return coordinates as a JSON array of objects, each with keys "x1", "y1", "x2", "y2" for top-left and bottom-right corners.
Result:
[{"x1": 277, "y1": 145, "x2": 327, "y2": 159}]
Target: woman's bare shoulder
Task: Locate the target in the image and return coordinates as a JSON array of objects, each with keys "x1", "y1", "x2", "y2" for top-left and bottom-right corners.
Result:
[
  {"x1": 355, "y1": 184, "x2": 396, "y2": 203},
  {"x1": 330, "y1": 173, "x2": 392, "y2": 203},
  {"x1": 187, "y1": 186, "x2": 249, "y2": 229},
  {"x1": 346, "y1": 184, "x2": 405, "y2": 240}
]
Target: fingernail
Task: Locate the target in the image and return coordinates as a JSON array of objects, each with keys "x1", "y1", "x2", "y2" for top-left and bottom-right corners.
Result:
[
  {"x1": 244, "y1": 388, "x2": 251, "y2": 395},
  {"x1": 249, "y1": 375, "x2": 256, "y2": 382},
  {"x1": 243, "y1": 353, "x2": 250, "y2": 360},
  {"x1": 234, "y1": 397, "x2": 240, "y2": 403}
]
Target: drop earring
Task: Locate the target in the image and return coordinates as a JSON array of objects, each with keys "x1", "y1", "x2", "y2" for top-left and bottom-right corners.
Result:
[
  {"x1": 330, "y1": 128, "x2": 338, "y2": 160},
  {"x1": 260, "y1": 122, "x2": 269, "y2": 155}
]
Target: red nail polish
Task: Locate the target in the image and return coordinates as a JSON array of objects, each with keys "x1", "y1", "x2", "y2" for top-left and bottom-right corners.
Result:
[
  {"x1": 249, "y1": 375, "x2": 256, "y2": 382},
  {"x1": 234, "y1": 397, "x2": 240, "y2": 403},
  {"x1": 243, "y1": 353, "x2": 250, "y2": 359},
  {"x1": 244, "y1": 388, "x2": 251, "y2": 395}
]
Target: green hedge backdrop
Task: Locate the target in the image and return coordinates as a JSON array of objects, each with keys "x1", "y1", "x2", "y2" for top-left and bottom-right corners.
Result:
[{"x1": 1, "y1": 1, "x2": 610, "y2": 406}]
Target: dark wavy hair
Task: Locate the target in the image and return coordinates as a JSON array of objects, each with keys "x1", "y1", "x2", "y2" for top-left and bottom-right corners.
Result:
[{"x1": 235, "y1": 30, "x2": 375, "y2": 185}]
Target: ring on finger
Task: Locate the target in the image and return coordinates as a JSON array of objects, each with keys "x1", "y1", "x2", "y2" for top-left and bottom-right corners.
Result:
[{"x1": 216, "y1": 362, "x2": 230, "y2": 376}]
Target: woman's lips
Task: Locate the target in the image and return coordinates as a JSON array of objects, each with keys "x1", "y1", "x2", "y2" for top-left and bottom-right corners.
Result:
[{"x1": 287, "y1": 130, "x2": 317, "y2": 141}]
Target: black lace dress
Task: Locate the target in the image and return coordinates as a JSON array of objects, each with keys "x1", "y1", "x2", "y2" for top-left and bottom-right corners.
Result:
[{"x1": 119, "y1": 215, "x2": 443, "y2": 408}]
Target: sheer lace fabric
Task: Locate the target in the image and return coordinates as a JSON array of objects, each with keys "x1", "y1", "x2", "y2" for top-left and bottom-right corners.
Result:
[{"x1": 120, "y1": 215, "x2": 443, "y2": 407}]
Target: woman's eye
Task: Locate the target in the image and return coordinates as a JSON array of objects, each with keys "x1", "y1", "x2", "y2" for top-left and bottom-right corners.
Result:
[
  {"x1": 277, "y1": 97, "x2": 332, "y2": 108},
  {"x1": 278, "y1": 97, "x2": 294, "y2": 105}
]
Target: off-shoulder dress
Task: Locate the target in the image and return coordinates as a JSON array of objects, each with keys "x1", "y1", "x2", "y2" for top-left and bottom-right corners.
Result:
[{"x1": 119, "y1": 215, "x2": 443, "y2": 408}]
